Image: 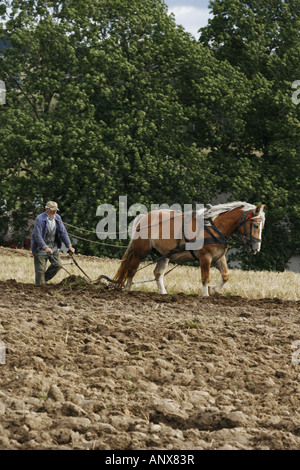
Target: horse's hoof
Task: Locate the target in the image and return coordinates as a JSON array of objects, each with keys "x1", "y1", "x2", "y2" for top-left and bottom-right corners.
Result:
[{"x1": 208, "y1": 286, "x2": 217, "y2": 296}]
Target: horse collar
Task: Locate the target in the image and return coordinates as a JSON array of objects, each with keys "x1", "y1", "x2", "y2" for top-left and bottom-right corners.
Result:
[{"x1": 204, "y1": 218, "x2": 229, "y2": 246}]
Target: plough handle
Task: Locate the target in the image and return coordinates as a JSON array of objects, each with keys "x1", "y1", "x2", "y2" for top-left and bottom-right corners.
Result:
[{"x1": 68, "y1": 251, "x2": 92, "y2": 282}]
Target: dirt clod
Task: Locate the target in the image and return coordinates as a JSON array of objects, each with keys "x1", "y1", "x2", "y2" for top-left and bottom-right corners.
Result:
[{"x1": 0, "y1": 274, "x2": 300, "y2": 450}]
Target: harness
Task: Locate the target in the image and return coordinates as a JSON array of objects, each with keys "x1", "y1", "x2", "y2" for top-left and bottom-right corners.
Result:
[
  {"x1": 150, "y1": 211, "x2": 203, "y2": 262},
  {"x1": 164, "y1": 212, "x2": 200, "y2": 261},
  {"x1": 157, "y1": 209, "x2": 261, "y2": 262},
  {"x1": 153, "y1": 211, "x2": 228, "y2": 262},
  {"x1": 204, "y1": 218, "x2": 229, "y2": 245}
]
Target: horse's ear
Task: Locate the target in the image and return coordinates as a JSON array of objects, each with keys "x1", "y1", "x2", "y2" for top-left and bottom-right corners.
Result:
[{"x1": 255, "y1": 204, "x2": 265, "y2": 215}]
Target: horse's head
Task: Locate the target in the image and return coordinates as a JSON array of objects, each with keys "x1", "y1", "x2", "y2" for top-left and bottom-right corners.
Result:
[{"x1": 238, "y1": 205, "x2": 265, "y2": 254}]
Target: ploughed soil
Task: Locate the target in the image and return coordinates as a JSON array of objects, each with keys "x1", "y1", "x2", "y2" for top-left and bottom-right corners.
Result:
[{"x1": 0, "y1": 254, "x2": 300, "y2": 450}]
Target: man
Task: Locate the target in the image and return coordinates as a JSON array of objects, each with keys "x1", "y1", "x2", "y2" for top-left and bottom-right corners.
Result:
[{"x1": 31, "y1": 201, "x2": 75, "y2": 285}]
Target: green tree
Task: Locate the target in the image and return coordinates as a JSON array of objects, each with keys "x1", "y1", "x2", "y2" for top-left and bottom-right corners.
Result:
[
  {"x1": 200, "y1": 0, "x2": 300, "y2": 270},
  {"x1": 2, "y1": 0, "x2": 295, "y2": 272},
  {"x1": 0, "y1": 0, "x2": 249, "y2": 257}
]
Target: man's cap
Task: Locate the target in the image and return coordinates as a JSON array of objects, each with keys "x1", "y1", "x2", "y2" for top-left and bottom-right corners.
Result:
[{"x1": 45, "y1": 201, "x2": 59, "y2": 211}]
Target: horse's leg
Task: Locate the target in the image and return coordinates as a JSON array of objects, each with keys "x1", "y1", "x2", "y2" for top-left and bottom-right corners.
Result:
[
  {"x1": 154, "y1": 257, "x2": 169, "y2": 294},
  {"x1": 200, "y1": 254, "x2": 211, "y2": 297},
  {"x1": 209, "y1": 254, "x2": 229, "y2": 295},
  {"x1": 125, "y1": 277, "x2": 133, "y2": 292}
]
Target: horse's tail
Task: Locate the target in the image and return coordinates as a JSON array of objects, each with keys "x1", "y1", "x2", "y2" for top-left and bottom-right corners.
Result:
[
  {"x1": 114, "y1": 214, "x2": 147, "y2": 288},
  {"x1": 113, "y1": 242, "x2": 135, "y2": 287}
]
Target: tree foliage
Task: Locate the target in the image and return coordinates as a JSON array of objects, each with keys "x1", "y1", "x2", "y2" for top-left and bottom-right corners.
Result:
[
  {"x1": 0, "y1": 0, "x2": 299, "y2": 270},
  {"x1": 200, "y1": 0, "x2": 300, "y2": 270}
]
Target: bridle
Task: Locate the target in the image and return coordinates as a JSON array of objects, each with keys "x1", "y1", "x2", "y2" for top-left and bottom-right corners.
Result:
[
  {"x1": 203, "y1": 209, "x2": 264, "y2": 248},
  {"x1": 237, "y1": 210, "x2": 263, "y2": 246}
]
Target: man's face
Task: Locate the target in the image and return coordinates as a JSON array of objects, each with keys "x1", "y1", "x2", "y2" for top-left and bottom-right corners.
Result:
[{"x1": 46, "y1": 208, "x2": 57, "y2": 219}]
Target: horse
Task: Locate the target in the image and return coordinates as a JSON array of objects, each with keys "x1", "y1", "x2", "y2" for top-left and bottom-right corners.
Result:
[{"x1": 114, "y1": 201, "x2": 265, "y2": 296}]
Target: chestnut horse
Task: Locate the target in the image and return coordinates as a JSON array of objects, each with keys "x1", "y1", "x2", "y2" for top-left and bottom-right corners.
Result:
[{"x1": 114, "y1": 202, "x2": 265, "y2": 296}]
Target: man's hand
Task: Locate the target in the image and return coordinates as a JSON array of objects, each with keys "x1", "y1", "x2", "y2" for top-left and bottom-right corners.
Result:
[
  {"x1": 68, "y1": 245, "x2": 75, "y2": 254},
  {"x1": 44, "y1": 246, "x2": 53, "y2": 254}
]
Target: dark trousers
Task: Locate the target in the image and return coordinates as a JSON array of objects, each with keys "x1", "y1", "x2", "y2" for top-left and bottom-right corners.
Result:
[{"x1": 34, "y1": 251, "x2": 62, "y2": 285}]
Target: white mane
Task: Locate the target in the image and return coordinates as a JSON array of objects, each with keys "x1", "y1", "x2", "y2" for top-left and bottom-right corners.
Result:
[{"x1": 204, "y1": 201, "x2": 265, "y2": 223}]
